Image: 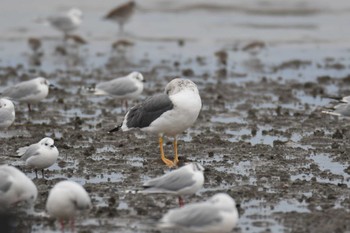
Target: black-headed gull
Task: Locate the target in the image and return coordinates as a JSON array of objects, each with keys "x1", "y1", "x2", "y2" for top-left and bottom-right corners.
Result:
[{"x1": 0, "y1": 98, "x2": 15, "y2": 129}]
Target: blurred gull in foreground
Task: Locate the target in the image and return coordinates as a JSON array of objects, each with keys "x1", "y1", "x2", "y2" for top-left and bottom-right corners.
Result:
[
  {"x1": 104, "y1": 1, "x2": 136, "y2": 35},
  {"x1": 0, "y1": 165, "x2": 37, "y2": 211},
  {"x1": 84, "y1": 71, "x2": 144, "y2": 110},
  {"x1": 158, "y1": 193, "x2": 239, "y2": 233},
  {"x1": 1, "y1": 77, "x2": 51, "y2": 111},
  {"x1": 0, "y1": 98, "x2": 15, "y2": 130},
  {"x1": 141, "y1": 163, "x2": 204, "y2": 206},
  {"x1": 110, "y1": 78, "x2": 202, "y2": 168},
  {"x1": 17, "y1": 137, "x2": 59, "y2": 179},
  {"x1": 46, "y1": 180, "x2": 91, "y2": 232},
  {"x1": 47, "y1": 8, "x2": 83, "y2": 37}
]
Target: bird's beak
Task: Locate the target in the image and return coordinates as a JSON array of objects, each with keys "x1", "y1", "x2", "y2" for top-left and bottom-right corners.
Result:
[
  {"x1": 49, "y1": 84, "x2": 55, "y2": 88},
  {"x1": 108, "y1": 125, "x2": 121, "y2": 133},
  {"x1": 142, "y1": 79, "x2": 146, "y2": 83}
]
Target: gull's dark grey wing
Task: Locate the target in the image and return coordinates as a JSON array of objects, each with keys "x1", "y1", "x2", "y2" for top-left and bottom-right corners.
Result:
[
  {"x1": 20, "y1": 144, "x2": 41, "y2": 161},
  {"x1": 125, "y1": 93, "x2": 173, "y2": 128},
  {"x1": 161, "y1": 204, "x2": 222, "y2": 229},
  {"x1": 143, "y1": 168, "x2": 195, "y2": 192},
  {"x1": 96, "y1": 77, "x2": 137, "y2": 96}
]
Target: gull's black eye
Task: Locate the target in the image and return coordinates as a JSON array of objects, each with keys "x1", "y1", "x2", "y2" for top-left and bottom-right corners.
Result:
[{"x1": 45, "y1": 143, "x2": 48, "y2": 146}]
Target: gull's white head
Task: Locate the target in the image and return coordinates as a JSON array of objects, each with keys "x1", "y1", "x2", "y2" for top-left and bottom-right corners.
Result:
[
  {"x1": 165, "y1": 79, "x2": 199, "y2": 96},
  {"x1": 188, "y1": 162, "x2": 204, "y2": 173},
  {"x1": 209, "y1": 193, "x2": 236, "y2": 208},
  {"x1": 68, "y1": 8, "x2": 83, "y2": 19},
  {"x1": 35, "y1": 77, "x2": 50, "y2": 87},
  {"x1": 39, "y1": 137, "x2": 56, "y2": 150},
  {"x1": 129, "y1": 71, "x2": 145, "y2": 83},
  {"x1": 0, "y1": 98, "x2": 14, "y2": 110}
]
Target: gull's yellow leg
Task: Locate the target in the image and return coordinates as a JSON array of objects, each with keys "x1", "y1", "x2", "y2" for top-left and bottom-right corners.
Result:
[
  {"x1": 159, "y1": 136, "x2": 175, "y2": 167},
  {"x1": 173, "y1": 137, "x2": 179, "y2": 165}
]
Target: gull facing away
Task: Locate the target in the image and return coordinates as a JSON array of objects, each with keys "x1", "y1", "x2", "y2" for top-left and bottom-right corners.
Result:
[
  {"x1": 0, "y1": 98, "x2": 15, "y2": 129},
  {"x1": 109, "y1": 78, "x2": 202, "y2": 167},
  {"x1": 0, "y1": 165, "x2": 38, "y2": 210},
  {"x1": 158, "y1": 193, "x2": 239, "y2": 233},
  {"x1": 1, "y1": 77, "x2": 51, "y2": 111},
  {"x1": 17, "y1": 137, "x2": 59, "y2": 179},
  {"x1": 47, "y1": 8, "x2": 83, "y2": 37},
  {"x1": 85, "y1": 71, "x2": 144, "y2": 110},
  {"x1": 104, "y1": 1, "x2": 136, "y2": 35},
  {"x1": 46, "y1": 180, "x2": 92, "y2": 232},
  {"x1": 140, "y1": 163, "x2": 204, "y2": 206}
]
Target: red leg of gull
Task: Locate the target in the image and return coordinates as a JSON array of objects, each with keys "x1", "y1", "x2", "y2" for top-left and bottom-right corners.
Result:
[
  {"x1": 60, "y1": 219, "x2": 65, "y2": 233},
  {"x1": 70, "y1": 218, "x2": 75, "y2": 232},
  {"x1": 178, "y1": 196, "x2": 185, "y2": 207}
]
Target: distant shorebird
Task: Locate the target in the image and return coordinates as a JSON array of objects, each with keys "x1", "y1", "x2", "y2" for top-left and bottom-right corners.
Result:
[
  {"x1": 84, "y1": 71, "x2": 144, "y2": 110},
  {"x1": 140, "y1": 163, "x2": 204, "y2": 206},
  {"x1": 1, "y1": 77, "x2": 51, "y2": 111},
  {"x1": 0, "y1": 98, "x2": 15, "y2": 130},
  {"x1": 17, "y1": 137, "x2": 59, "y2": 179},
  {"x1": 104, "y1": 1, "x2": 136, "y2": 35},
  {"x1": 158, "y1": 193, "x2": 239, "y2": 233},
  {"x1": 110, "y1": 78, "x2": 202, "y2": 167},
  {"x1": 47, "y1": 8, "x2": 83, "y2": 37},
  {"x1": 46, "y1": 180, "x2": 91, "y2": 232}
]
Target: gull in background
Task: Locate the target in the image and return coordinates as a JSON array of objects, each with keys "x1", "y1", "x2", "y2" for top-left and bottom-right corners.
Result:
[
  {"x1": 17, "y1": 137, "x2": 59, "y2": 179},
  {"x1": 84, "y1": 71, "x2": 144, "y2": 110},
  {"x1": 158, "y1": 193, "x2": 239, "y2": 233},
  {"x1": 1, "y1": 77, "x2": 51, "y2": 111},
  {"x1": 104, "y1": 1, "x2": 136, "y2": 35},
  {"x1": 141, "y1": 163, "x2": 204, "y2": 206},
  {"x1": 0, "y1": 98, "x2": 15, "y2": 130},
  {"x1": 47, "y1": 8, "x2": 83, "y2": 37},
  {"x1": 0, "y1": 165, "x2": 38, "y2": 211},
  {"x1": 110, "y1": 78, "x2": 202, "y2": 168},
  {"x1": 46, "y1": 180, "x2": 91, "y2": 232}
]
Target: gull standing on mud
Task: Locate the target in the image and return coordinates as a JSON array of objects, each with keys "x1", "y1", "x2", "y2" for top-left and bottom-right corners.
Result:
[
  {"x1": 0, "y1": 165, "x2": 38, "y2": 210},
  {"x1": 141, "y1": 163, "x2": 204, "y2": 206},
  {"x1": 17, "y1": 137, "x2": 59, "y2": 179},
  {"x1": 47, "y1": 8, "x2": 83, "y2": 37},
  {"x1": 0, "y1": 98, "x2": 15, "y2": 129},
  {"x1": 1, "y1": 77, "x2": 51, "y2": 111},
  {"x1": 110, "y1": 78, "x2": 202, "y2": 167},
  {"x1": 85, "y1": 71, "x2": 144, "y2": 110},
  {"x1": 158, "y1": 193, "x2": 239, "y2": 233},
  {"x1": 322, "y1": 95, "x2": 350, "y2": 117},
  {"x1": 104, "y1": 1, "x2": 136, "y2": 35},
  {"x1": 46, "y1": 180, "x2": 91, "y2": 232}
]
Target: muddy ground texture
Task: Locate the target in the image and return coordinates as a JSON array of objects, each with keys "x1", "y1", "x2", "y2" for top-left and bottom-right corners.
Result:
[{"x1": 1, "y1": 43, "x2": 350, "y2": 233}]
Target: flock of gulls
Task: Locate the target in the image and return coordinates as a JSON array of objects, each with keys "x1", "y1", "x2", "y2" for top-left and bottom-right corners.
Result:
[
  {"x1": 0, "y1": 2, "x2": 240, "y2": 232},
  {"x1": 1, "y1": 1, "x2": 347, "y2": 233}
]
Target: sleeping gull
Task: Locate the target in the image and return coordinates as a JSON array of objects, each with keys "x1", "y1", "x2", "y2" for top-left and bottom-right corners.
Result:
[
  {"x1": 0, "y1": 165, "x2": 37, "y2": 210},
  {"x1": 1, "y1": 77, "x2": 51, "y2": 111},
  {"x1": 104, "y1": 1, "x2": 136, "y2": 35},
  {"x1": 0, "y1": 98, "x2": 15, "y2": 129},
  {"x1": 47, "y1": 8, "x2": 83, "y2": 37},
  {"x1": 109, "y1": 78, "x2": 202, "y2": 167},
  {"x1": 46, "y1": 180, "x2": 91, "y2": 232},
  {"x1": 85, "y1": 71, "x2": 144, "y2": 110},
  {"x1": 158, "y1": 193, "x2": 239, "y2": 233},
  {"x1": 140, "y1": 163, "x2": 204, "y2": 206},
  {"x1": 17, "y1": 137, "x2": 59, "y2": 179}
]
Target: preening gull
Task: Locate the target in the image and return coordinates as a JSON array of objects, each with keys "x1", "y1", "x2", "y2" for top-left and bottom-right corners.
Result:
[
  {"x1": 110, "y1": 78, "x2": 202, "y2": 167},
  {"x1": 158, "y1": 193, "x2": 239, "y2": 233},
  {"x1": 0, "y1": 98, "x2": 15, "y2": 129}
]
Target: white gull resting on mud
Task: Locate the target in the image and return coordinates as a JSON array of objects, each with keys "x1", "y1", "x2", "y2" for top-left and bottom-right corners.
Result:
[
  {"x1": 140, "y1": 163, "x2": 204, "y2": 206},
  {"x1": 158, "y1": 193, "x2": 239, "y2": 233},
  {"x1": 109, "y1": 78, "x2": 202, "y2": 167},
  {"x1": 1, "y1": 77, "x2": 51, "y2": 111},
  {"x1": 46, "y1": 180, "x2": 91, "y2": 232},
  {"x1": 0, "y1": 98, "x2": 15, "y2": 129},
  {"x1": 17, "y1": 137, "x2": 59, "y2": 178}
]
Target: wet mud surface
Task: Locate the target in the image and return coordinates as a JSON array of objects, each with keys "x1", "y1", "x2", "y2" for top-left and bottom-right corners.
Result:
[
  {"x1": 1, "y1": 1, "x2": 350, "y2": 232},
  {"x1": 1, "y1": 43, "x2": 350, "y2": 233}
]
